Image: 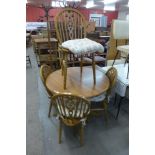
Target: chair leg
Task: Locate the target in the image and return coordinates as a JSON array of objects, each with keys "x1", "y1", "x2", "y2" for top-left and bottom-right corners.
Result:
[
  {"x1": 127, "y1": 61, "x2": 129, "y2": 79},
  {"x1": 59, "y1": 119, "x2": 62, "y2": 144},
  {"x1": 73, "y1": 54, "x2": 75, "y2": 67},
  {"x1": 112, "y1": 50, "x2": 119, "y2": 66},
  {"x1": 92, "y1": 53, "x2": 96, "y2": 85},
  {"x1": 80, "y1": 123, "x2": 84, "y2": 146},
  {"x1": 115, "y1": 96, "x2": 123, "y2": 120},
  {"x1": 63, "y1": 60, "x2": 67, "y2": 89},
  {"x1": 48, "y1": 101, "x2": 52, "y2": 118},
  {"x1": 103, "y1": 99, "x2": 108, "y2": 124},
  {"x1": 29, "y1": 57, "x2": 32, "y2": 67},
  {"x1": 80, "y1": 55, "x2": 83, "y2": 75},
  {"x1": 113, "y1": 93, "x2": 118, "y2": 106},
  {"x1": 26, "y1": 56, "x2": 32, "y2": 67},
  {"x1": 60, "y1": 53, "x2": 63, "y2": 75},
  {"x1": 61, "y1": 51, "x2": 65, "y2": 76}
]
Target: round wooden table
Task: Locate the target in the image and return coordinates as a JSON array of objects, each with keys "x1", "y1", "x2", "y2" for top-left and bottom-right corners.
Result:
[{"x1": 46, "y1": 66, "x2": 110, "y2": 98}]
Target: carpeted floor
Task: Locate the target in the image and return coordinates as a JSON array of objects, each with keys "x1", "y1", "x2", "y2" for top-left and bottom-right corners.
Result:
[{"x1": 26, "y1": 46, "x2": 129, "y2": 155}]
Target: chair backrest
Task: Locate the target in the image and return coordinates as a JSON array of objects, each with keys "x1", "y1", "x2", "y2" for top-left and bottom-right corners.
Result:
[
  {"x1": 106, "y1": 19, "x2": 129, "y2": 60},
  {"x1": 40, "y1": 64, "x2": 53, "y2": 97},
  {"x1": 112, "y1": 20, "x2": 129, "y2": 40},
  {"x1": 54, "y1": 8, "x2": 86, "y2": 44},
  {"x1": 112, "y1": 20, "x2": 129, "y2": 39},
  {"x1": 52, "y1": 93, "x2": 90, "y2": 120},
  {"x1": 106, "y1": 67, "x2": 117, "y2": 95},
  {"x1": 40, "y1": 64, "x2": 52, "y2": 85}
]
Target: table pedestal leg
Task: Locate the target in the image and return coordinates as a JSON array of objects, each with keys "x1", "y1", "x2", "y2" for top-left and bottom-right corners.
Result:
[{"x1": 80, "y1": 55, "x2": 83, "y2": 76}]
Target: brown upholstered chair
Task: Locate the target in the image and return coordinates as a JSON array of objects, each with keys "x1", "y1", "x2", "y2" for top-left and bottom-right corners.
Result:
[
  {"x1": 52, "y1": 93, "x2": 90, "y2": 146},
  {"x1": 40, "y1": 64, "x2": 53, "y2": 117}
]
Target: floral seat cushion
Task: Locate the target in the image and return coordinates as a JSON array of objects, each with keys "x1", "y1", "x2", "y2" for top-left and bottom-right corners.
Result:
[{"x1": 61, "y1": 38, "x2": 104, "y2": 55}]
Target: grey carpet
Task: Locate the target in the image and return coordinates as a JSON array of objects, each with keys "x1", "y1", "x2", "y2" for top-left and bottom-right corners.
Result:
[
  {"x1": 26, "y1": 46, "x2": 44, "y2": 155},
  {"x1": 26, "y1": 46, "x2": 129, "y2": 155}
]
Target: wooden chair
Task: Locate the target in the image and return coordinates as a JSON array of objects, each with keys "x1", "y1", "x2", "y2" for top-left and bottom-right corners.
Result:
[
  {"x1": 106, "y1": 20, "x2": 129, "y2": 64},
  {"x1": 54, "y1": 8, "x2": 98, "y2": 89},
  {"x1": 111, "y1": 20, "x2": 129, "y2": 66},
  {"x1": 40, "y1": 64, "x2": 53, "y2": 117},
  {"x1": 90, "y1": 67, "x2": 117, "y2": 121},
  {"x1": 52, "y1": 93, "x2": 90, "y2": 146}
]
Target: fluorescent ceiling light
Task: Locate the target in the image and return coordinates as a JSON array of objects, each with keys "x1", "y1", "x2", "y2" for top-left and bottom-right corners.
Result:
[
  {"x1": 67, "y1": 0, "x2": 81, "y2": 1},
  {"x1": 103, "y1": 0, "x2": 118, "y2": 5},
  {"x1": 86, "y1": 0, "x2": 95, "y2": 8},
  {"x1": 51, "y1": 1, "x2": 65, "y2": 7},
  {"x1": 51, "y1": 0, "x2": 81, "y2": 7}
]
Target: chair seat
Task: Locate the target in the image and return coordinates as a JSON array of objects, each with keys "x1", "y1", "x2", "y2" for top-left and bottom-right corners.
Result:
[
  {"x1": 61, "y1": 117, "x2": 86, "y2": 126},
  {"x1": 89, "y1": 93, "x2": 106, "y2": 102},
  {"x1": 106, "y1": 59, "x2": 125, "y2": 66},
  {"x1": 61, "y1": 38, "x2": 104, "y2": 55},
  {"x1": 78, "y1": 56, "x2": 106, "y2": 64},
  {"x1": 94, "y1": 56, "x2": 106, "y2": 62}
]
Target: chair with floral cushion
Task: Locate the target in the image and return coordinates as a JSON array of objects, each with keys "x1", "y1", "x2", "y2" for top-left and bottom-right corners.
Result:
[{"x1": 54, "y1": 8, "x2": 104, "y2": 89}]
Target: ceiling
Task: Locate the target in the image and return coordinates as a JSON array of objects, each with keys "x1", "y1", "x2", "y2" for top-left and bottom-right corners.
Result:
[{"x1": 27, "y1": 0, "x2": 129, "y2": 11}]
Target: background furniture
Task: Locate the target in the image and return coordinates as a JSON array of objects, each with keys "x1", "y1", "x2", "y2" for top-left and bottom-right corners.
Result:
[
  {"x1": 89, "y1": 14, "x2": 107, "y2": 27},
  {"x1": 86, "y1": 32, "x2": 110, "y2": 66},
  {"x1": 26, "y1": 33, "x2": 31, "y2": 47},
  {"x1": 26, "y1": 55, "x2": 31, "y2": 67},
  {"x1": 101, "y1": 63, "x2": 129, "y2": 119},
  {"x1": 34, "y1": 38, "x2": 58, "y2": 66},
  {"x1": 116, "y1": 45, "x2": 129, "y2": 78},
  {"x1": 106, "y1": 20, "x2": 129, "y2": 61},
  {"x1": 52, "y1": 93, "x2": 90, "y2": 145},
  {"x1": 46, "y1": 66, "x2": 109, "y2": 99},
  {"x1": 26, "y1": 22, "x2": 47, "y2": 32},
  {"x1": 90, "y1": 67, "x2": 117, "y2": 122},
  {"x1": 31, "y1": 34, "x2": 45, "y2": 54},
  {"x1": 115, "y1": 86, "x2": 129, "y2": 119},
  {"x1": 111, "y1": 19, "x2": 129, "y2": 65}
]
